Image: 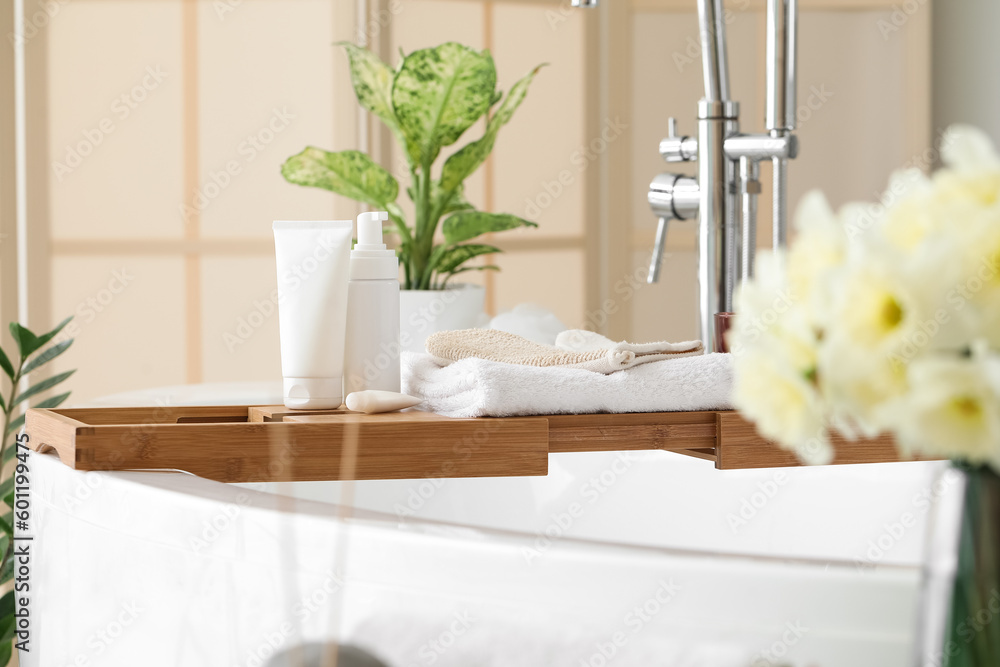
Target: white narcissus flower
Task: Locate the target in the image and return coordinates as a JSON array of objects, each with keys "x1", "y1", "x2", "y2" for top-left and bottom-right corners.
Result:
[
  {"x1": 950, "y1": 213, "x2": 1000, "y2": 349},
  {"x1": 730, "y1": 253, "x2": 831, "y2": 464},
  {"x1": 828, "y1": 253, "x2": 922, "y2": 352},
  {"x1": 889, "y1": 354, "x2": 1000, "y2": 468},
  {"x1": 879, "y1": 169, "x2": 937, "y2": 253},
  {"x1": 730, "y1": 253, "x2": 818, "y2": 374},
  {"x1": 787, "y1": 190, "x2": 846, "y2": 328},
  {"x1": 731, "y1": 124, "x2": 1000, "y2": 469},
  {"x1": 933, "y1": 125, "x2": 1000, "y2": 219},
  {"x1": 817, "y1": 342, "x2": 908, "y2": 436},
  {"x1": 731, "y1": 352, "x2": 832, "y2": 466}
]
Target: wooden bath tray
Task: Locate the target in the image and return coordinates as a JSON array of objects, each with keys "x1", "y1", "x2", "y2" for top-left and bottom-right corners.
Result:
[{"x1": 24, "y1": 405, "x2": 918, "y2": 483}]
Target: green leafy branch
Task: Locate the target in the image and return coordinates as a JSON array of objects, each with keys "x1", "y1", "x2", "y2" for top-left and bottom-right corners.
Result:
[
  {"x1": 0, "y1": 317, "x2": 76, "y2": 666},
  {"x1": 282, "y1": 42, "x2": 544, "y2": 290}
]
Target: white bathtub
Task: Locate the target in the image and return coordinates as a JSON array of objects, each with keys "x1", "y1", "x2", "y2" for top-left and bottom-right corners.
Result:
[
  {"x1": 24, "y1": 384, "x2": 960, "y2": 667},
  {"x1": 26, "y1": 450, "x2": 956, "y2": 667}
]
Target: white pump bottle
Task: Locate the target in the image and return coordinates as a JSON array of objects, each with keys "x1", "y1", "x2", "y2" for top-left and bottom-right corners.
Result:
[{"x1": 344, "y1": 211, "x2": 401, "y2": 394}]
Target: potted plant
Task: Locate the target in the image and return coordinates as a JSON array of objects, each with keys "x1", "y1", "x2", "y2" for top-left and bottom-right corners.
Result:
[
  {"x1": 0, "y1": 317, "x2": 75, "y2": 665},
  {"x1": 282, "y1": 42, "x2": 544, "y2": 351}
]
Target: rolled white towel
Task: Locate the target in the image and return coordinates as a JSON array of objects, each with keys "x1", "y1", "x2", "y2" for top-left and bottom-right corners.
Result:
[{"x1": 402, "y1": 351, "x2": 733, "y2": 418}]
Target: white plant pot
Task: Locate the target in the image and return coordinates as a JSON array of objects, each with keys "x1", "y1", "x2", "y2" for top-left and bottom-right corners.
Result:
[{"x1": 399, "y1": 284, "x2": 487, "y2": 353}]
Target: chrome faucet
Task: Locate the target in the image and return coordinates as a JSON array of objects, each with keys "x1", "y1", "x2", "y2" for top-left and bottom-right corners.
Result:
[{"x1": 574, "y1": 0, "x2": 799, "y2": 352}]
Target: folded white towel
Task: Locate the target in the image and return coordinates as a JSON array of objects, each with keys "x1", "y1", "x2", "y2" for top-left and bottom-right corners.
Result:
[
  {"x1": 402, "y1": 351, "x2": 733, "y2": 418},
  {"x1": 425, "y1": 328, "x2": 703, "y2": 375}
]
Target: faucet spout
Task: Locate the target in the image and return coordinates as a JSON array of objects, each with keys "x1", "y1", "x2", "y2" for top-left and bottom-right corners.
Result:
[{"x1": 571, "y1": 0, "x2": 599, "y2": 6}]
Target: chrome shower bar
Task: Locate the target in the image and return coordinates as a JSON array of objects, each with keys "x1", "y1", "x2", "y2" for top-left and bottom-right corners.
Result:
[{"x1": 575, "y1": 0, "x2": 800, "y2": 352}]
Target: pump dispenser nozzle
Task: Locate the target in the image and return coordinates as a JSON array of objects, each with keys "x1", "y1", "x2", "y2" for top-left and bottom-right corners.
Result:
[
  {"x1": 350, "y1": 211, "x2": 397, "y2": 280},
  {"x1": 356, "y1": 210, "x2": 389, "y2": 249}
]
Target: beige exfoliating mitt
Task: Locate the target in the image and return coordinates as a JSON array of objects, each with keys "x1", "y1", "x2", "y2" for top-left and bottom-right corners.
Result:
[{"x1": 425, "y1": 329, "x2": 703, "y2": 374}]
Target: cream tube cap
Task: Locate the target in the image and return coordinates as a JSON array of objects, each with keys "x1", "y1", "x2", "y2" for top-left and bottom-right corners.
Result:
[{"x1": 283, "y1": 377, "x2": 343, "y2": 410}]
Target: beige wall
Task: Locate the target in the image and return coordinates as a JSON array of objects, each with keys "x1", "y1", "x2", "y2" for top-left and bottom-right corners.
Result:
[{"x1": 3, "y1": 0, "x2": 931, "y2": 403}]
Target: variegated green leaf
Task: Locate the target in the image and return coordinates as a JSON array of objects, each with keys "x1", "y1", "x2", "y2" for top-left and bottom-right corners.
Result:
[
  {"x1": 385, "y1": 201, "x2": 410, "y2": 244},
  {"x1": 392, "y1": 43, "x2": 496, "y2": 166},
  {"x1": 442, "y1": 212, "x2": 537, "y2": 245},
  {"x1": 441, "y1": 64, "x2": 545, "y2": 192},
  {"x1": 433, "y1": 182, "x2": 474, "y2": 217},
  {"x1": 434, "y1": 244, "x2": 501, "y2": 274},
  {"x1": 440, "y1": 265, "x2": 499, "y2": 288},
  {"x1": 338, "y1": 43, "x2": 405, "y2": 144},
  {"x1": 282, "y1": 148, "x2": 398, "y2": 207}
]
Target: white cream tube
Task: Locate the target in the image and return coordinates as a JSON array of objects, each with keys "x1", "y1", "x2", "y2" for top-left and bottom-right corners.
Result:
[{"x1": 273, "y1": 221, "x2": 353, "y2": 409}]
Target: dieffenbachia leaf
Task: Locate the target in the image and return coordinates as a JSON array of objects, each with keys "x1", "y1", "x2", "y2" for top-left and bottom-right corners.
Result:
[
  {"x1": 13, "y1": 370, "x2": 75, "y2": 407},
  {"x1": 434, "y1": 244, "x2": 502, "y2": 274},
  {"x1": 22, "y1": 339, "x2": 73, "y2": 375},
  {"x1": 433, "y1": 181, "x2": 474, "y2": 217},
  {"x1": 442, "y1": 212, "x2": 537, "y2": 245},
  {"x1": 440, "y1": 265, "x2": 499, "y2": 288},
  {"x1": 282, "y1": 148, "x2": 398, "y2": 208},
  {"x1": 385, "y1": 201, "x2": 410, "y2": 245},
  {"x1": 440, "y1": 64, "x2": 545, "y2": 192},
  {"x1": 338, "y1": 43, "x2": 405, "y2": 146},
  {"x1": 392, "y1": 42, "x2": 496, "y2": 166}
]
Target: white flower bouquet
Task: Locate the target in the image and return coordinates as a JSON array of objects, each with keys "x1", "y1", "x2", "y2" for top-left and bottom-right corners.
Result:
[{"x1": 729, "y1": 125, "x2": 1000, "y2": 468}]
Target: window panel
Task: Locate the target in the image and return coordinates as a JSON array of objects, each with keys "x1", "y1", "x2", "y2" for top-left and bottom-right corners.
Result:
[
  {"x1": 201, "y1": 256, "x2": 281, "y2": 383},
  {"x1": 198, "y1": 0, "x2": 337, "y2": 239},
  {"x1": 48, "y1": 1, "x2": 185, "y2": 240},
  {"x1": 49, "y1": 256, "x2": 187, "y2": 403},
  {"x1": 492, "y1": 3, "x2": 586, "y2": 238}
]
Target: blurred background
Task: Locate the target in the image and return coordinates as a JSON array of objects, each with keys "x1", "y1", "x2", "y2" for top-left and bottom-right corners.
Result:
[{"x1": 0, "y1": 0, "x2": 996, "y2": 403}]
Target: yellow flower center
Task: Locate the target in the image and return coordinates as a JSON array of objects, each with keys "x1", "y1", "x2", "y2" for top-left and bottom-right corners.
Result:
[
  {"x1": 880, "y1": 296, "x2": 904, "y2": 331},
  {"x1": 950, "y1": 396, "x2": 983, "y2": 423}
]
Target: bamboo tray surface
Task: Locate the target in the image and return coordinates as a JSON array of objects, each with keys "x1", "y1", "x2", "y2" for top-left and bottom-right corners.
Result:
[{"x1": 25, "y1": 405, "x2": 922, "y2": 483}]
